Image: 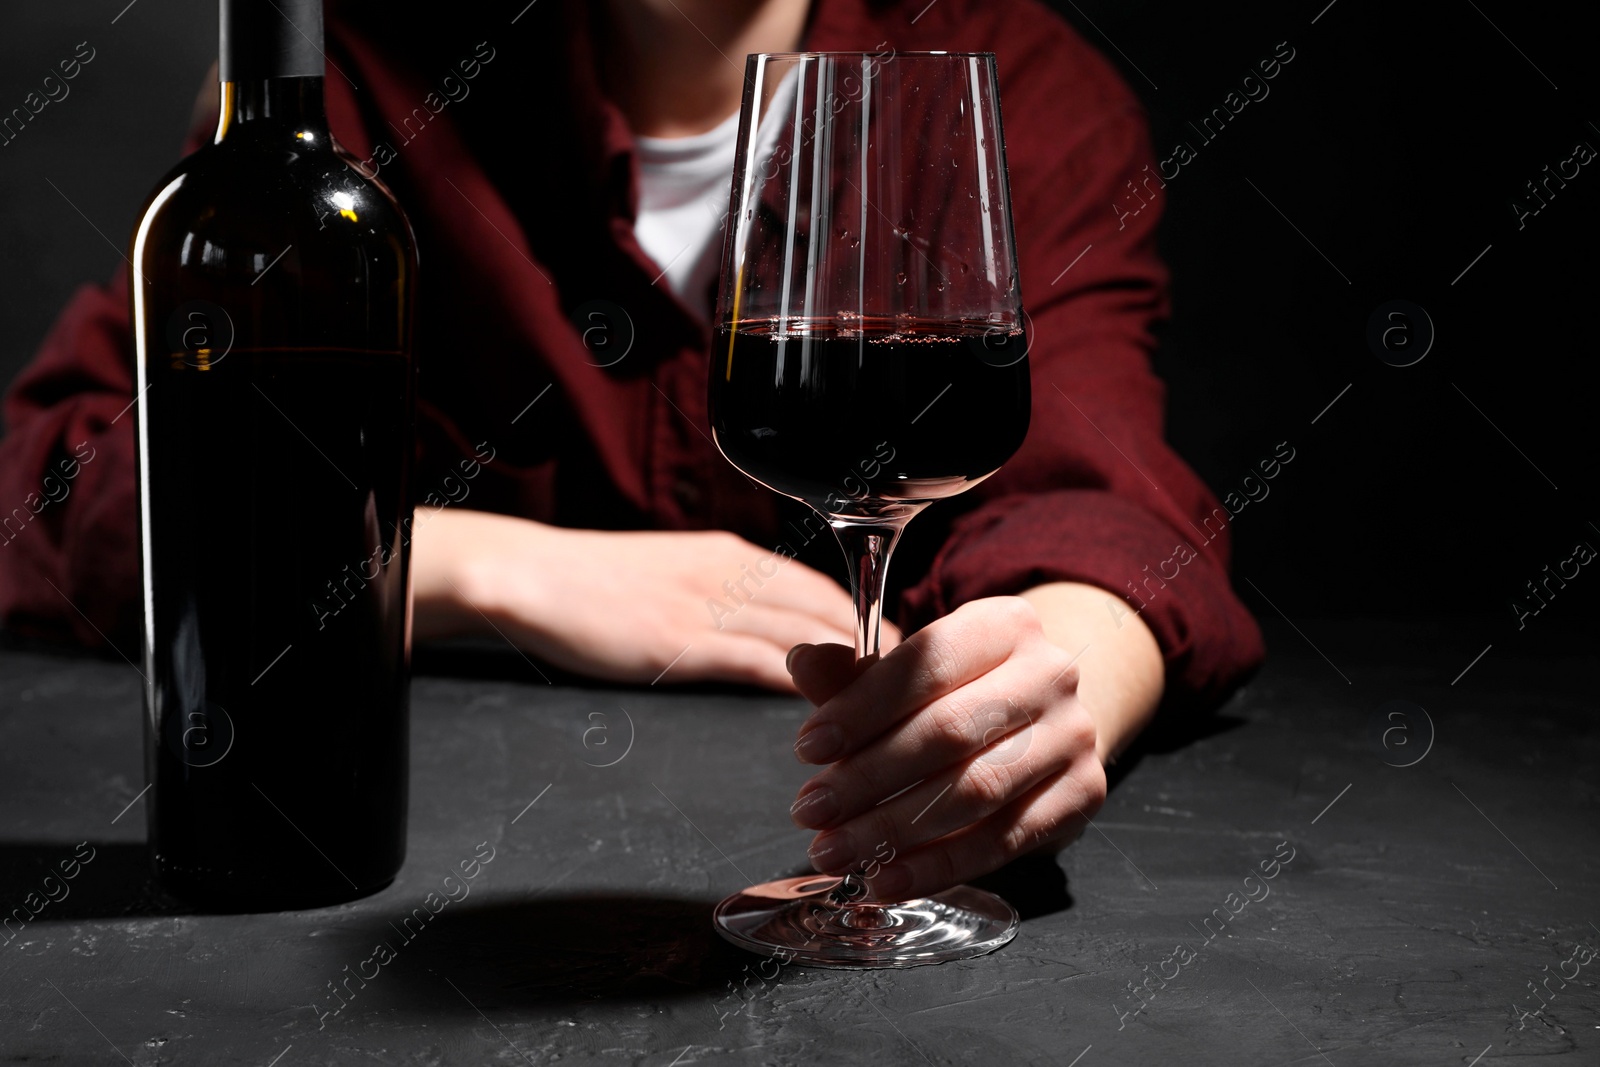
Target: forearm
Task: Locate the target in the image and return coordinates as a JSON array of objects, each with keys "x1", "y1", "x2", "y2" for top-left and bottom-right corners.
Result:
[
  {"x1": 1019, "y1": 581, "x2": 1164, "y2": 764},
  {"x1": 408, "y1": 506, "x2": 523, "y2": 642}
]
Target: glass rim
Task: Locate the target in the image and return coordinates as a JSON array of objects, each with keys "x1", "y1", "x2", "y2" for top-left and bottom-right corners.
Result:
[{"x1": 749, "y1": 50, "x2": 997, "y2": 60}]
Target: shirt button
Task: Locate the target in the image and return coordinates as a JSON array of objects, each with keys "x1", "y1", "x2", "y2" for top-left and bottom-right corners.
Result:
[{"x1": 672, "y1": 476, "x2": 703, "y2": 511}]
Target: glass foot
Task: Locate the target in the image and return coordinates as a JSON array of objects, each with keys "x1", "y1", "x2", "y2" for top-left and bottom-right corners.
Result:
[{"x1": 713, "y1": 874, "x2": 1019, "y2": 969}]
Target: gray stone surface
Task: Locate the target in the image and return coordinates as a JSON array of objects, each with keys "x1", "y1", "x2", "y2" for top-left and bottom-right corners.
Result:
[{"x1": 0, "y1": 619, "x2": 1595, "y2": 1065}]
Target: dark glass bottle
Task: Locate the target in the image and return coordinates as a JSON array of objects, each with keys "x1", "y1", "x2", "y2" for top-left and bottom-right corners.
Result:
[{"x1": 129, "y1": 0, "x2": 417, "y2": 909}]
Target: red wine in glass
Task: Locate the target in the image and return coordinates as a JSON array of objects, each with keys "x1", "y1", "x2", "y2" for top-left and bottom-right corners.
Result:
[{"x1": 712, "y1": 317, "x2": 1030, "y2": 510}]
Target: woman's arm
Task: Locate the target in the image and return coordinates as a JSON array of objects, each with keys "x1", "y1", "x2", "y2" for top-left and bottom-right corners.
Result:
[
  {"x1": 1019, "y1": 581, "x2": 1163, "y2": 765},
  {"x1": 410, "y1": 505, "x2": 891, "y2": 690}
]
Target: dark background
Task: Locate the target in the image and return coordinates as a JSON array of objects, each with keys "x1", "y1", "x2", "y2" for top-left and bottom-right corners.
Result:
[{"x1": 2, "y1": 1, "x2": 1593, "y2": 654}]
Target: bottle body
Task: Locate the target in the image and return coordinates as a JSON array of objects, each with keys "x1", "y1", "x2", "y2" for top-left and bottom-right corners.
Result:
[{"x1": 130, "y1": 74, "x2": 417, "y2": 909}]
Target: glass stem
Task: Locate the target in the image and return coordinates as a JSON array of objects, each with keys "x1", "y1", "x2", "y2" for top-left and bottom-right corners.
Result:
[
  {"x1": 832, "y1": 519, "x2": 906, "y2": 663},
  {"x1": 827, "y1": 516, "x2": 909, "y2": 915}
]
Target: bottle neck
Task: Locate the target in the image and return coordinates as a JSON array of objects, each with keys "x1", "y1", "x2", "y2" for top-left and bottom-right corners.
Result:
[
  {"x1": 216, "y1": 0, "x2": 325, "y2": 141},
  {"x1": 215, "y1": 77, "x2": 329, "y2": 142}
]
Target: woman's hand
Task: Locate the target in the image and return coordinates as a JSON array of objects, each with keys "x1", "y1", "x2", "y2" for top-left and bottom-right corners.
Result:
[
  {"x1": 412, "y1": 507, "x2": 896, "y2": 691},
  {"x1": 786, "y1": 589, "x2": 1161, "y2": 900}
]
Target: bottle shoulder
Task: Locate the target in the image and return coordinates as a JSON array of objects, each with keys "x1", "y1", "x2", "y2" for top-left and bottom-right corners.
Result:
[{"x1": 134, "y1": 134, "x2": 417, "y2": 260}]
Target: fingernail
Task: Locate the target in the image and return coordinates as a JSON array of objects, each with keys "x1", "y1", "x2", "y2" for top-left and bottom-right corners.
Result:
[
  {"x1": 794, "y1": 722, "x2": 844, "y2": 764},
  {"x1": 789, "y1": 785, "x2": 838, "y2": 828},
  {"x1": 807, "y1": 833, "x2": 852, "y2": 874},
  {"x1": 785, "y1": 643, "x2": 812, "y2": 673},
  {"x1": 868, "y1": 863, "x2": 912, "y2": 901}
]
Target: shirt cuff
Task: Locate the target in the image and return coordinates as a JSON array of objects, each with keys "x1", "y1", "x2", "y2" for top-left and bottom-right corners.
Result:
[{"x1": 898, "y1": 490, "x2": 1265, "y2": 711}]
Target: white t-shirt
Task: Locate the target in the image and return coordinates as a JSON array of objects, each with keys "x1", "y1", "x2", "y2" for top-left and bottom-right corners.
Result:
[{"x1": 633, "y1": 109, "x2": 742, "y2": 322}]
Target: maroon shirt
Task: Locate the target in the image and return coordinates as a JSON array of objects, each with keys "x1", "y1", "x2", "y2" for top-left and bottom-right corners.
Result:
[{"x1": 0, "y1": 0, "x2": 1263, "y2": 708}]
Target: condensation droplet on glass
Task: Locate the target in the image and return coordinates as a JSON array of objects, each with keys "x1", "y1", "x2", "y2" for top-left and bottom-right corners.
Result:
[
  {"x1": 895, "y1": 272, "x2": 908, "y2": 285},
  {"x1": 960, "y1": 262, "x2": 970, "y2": 274}
]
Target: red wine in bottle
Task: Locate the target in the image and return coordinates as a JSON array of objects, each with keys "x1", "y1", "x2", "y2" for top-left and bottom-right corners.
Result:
[
  {"x1": 710, "y1": 319, "x2": 1030, "y2": 513},
  {"x1": 129, "y1": 0, "x2": 417, "y2": 909}
]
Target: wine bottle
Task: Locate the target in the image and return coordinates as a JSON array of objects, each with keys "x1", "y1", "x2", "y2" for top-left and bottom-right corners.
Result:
[{"x1": 129, "y1": 0, "x2": 417, "y2": 909}]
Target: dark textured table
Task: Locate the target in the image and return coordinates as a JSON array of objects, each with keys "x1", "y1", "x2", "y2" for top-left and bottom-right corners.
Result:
[{"x1": 2, "y1": 618, "x2": 1596, "y2": 1065}]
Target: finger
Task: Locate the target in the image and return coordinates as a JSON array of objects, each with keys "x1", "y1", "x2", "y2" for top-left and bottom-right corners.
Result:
[
  {"x1": 791, "y1": 649, "x2": 1078, "y2": 830},
  {"x1": 802, "y1": 691, "x2": 1087, "y2": 871},
  {"x1": 725, "y1": 545, "x2": 900, "y2": 649},
  {"x1": 794, "y1": 597, "x2": 1039, "y2": 765},
  {"x1": 667, "y1": 635, "x2": 798, "y2": 692},
  {"x1": 717, "y1": 561, "x2": 861, "y2": 650},
  {"x1": 785, "y1": 642, "x2": 863, "y2": 707},
  {"x1": 863, "y1": 760, "x2": 1108, "y2": 902},
  {"x1": 715, "y1": 602, "x2": 855, "y2": 653},
  {"x1": 879, "y1": 618, "x2": 905, "y2": 650},
  {"x1": 746, "y1": 559, "x2": 857, "y2": 633}
]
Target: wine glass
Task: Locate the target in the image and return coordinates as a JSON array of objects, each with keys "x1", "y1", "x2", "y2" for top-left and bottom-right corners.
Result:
[{"x1": 708, "y1": 51, "x2": 1032, "y2": 967}]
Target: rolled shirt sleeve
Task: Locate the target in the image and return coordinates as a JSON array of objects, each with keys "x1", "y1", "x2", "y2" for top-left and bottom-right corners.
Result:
[{"x1": 898, "y1": 41, "x2": 1264, "y2": 710}]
